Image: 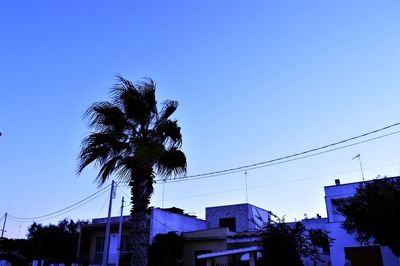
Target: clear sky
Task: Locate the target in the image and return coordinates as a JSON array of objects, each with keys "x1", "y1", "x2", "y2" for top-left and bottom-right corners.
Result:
[{"x1": 1, "y1": 0, "x2": 399, "y2": 239}]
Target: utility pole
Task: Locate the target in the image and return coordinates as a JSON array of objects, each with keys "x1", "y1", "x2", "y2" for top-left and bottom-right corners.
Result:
[
  {"x1": 1, "y1": 212, "x2": 7, "y2": 238},
  {"x1": 102, "y1": 180, "x2": 115, "y2": 266},
  {"x1": 116, "y1": 197, "x2": 125, "y2": 266}
]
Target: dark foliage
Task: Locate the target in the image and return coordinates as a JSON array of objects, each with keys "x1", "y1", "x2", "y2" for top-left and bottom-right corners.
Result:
[
  {"x1": 27, "y1": 219, "x2": 79, "y2": 264},
  {"x1": 333, "y1": 177, "x2": 400, "y2": 256},
  {"x1": 148, "y1": 232, "x2": 184, "y2": 266},
  {"x1": 260, "y1": 214, "x2": 332, "y2": 266},
  {"x1": 0, "y1": 219, "x2": 79, "y2": 265},
  {"x1": 0, "y1": 238, "x2": 31, "y2": 265}
]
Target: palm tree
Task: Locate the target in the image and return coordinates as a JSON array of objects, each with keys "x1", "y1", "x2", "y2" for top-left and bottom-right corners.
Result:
[{"x1": 77, "y1": 76, "x2": 187, "y2": 266}]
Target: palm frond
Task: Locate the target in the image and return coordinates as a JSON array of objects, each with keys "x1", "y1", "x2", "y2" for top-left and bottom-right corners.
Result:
[
  {"x1": 77, "y1": 132, "x2": 128, "y2": 178},
  {"x1": 138, "y1": 78, "x2": 157, "y2": 117},
  {"x1": 84, "y1": 101, "x2": 127, "y2": 133},
  {"x1": 159, "y1": 100, "x2": 178, "y2": 121},
  {"x1": 153, "y1": 119, "x2": 182, "y2": 147},
  {"x1": 156, "y1": 148, "x2": 187, "y2": 180},
  {"x1": 96, "y1": 156, "x2": 123, "y2": 184}
]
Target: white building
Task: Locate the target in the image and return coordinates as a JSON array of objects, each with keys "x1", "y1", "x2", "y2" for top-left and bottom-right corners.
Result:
[
  {"x1": 77, "y1": 207, "x2": 208, "y2": 265},
  {"x1": 324, "y1": 178, "x2": 400, "y2": 266}
]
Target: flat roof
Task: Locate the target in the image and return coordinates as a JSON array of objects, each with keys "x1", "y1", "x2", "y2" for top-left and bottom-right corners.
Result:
[
  {"x1": 324, "y1": 176, "x2": 399, "y2": 189},
  {"x1": 205, "y1": 203, "x2": 269, "y2": 212}
]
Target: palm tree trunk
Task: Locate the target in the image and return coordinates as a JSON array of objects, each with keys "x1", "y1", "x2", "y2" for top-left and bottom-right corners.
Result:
[
  {"x1": 129, "y1": 173, "x2": 153, "y2": 266},
  {"x1": 130, "y1": 210, "x2": 149, "y2": 266}
]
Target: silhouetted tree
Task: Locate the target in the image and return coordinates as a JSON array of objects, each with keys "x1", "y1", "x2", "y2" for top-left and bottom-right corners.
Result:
[
  {"x1": 333, "y1": 177, "x2": 400, "y2": 256},
  {"x1": 0, "y1": 238, "x2": 30, "y2": 265},
  {"x1": 260, "y1": 214, "x2": 331, "y2": 266},
  {"x1": 148, "y1": 232, "x2": 184, "y2": 266},
  {"x1": 27, "y1": 219, "x2": 79, "y2": 265},
  {"x1": 78, "y1": 76, "x2": 187, "y2": 266}
]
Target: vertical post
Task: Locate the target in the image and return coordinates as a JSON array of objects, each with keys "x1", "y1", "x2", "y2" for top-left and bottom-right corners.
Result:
[
  {"x1": 353, "y1": 154, "x2": 365, "y2": 181},
  {"x1": 116, "y1": 197, "x2": 124, "y2": 266},
  {"x1": 358, "y1": 155, "x2": 365, "y2": 181},
  {"x1": 162, "y1": 179, "x2": 166, "y2": 208},
  {"x1": 102, "y1": 180, "x2": 115, "y2": 266},
  {"x1": 1, "y1": 212, "x2": 7, "y2": 238},
  {"x1": 249, "y1": 252, "x2": 256, "y2": 266}
]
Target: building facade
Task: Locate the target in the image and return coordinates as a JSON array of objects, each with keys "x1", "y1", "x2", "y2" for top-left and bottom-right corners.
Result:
[{"x1": 324, "y1": 178, "x2": 400, "y2": 266}]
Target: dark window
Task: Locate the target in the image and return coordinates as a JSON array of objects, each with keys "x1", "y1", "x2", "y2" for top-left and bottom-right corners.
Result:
[
  {"x1": 219, "y1": 217, "x2": 236, "y2": 231},
  {"x1": 194, "y1": 250, "x2": 212, "y2": 266},
  {"x1": 94, "y1": 236, "x2": 104, "y2": 264},
  {"x1": 345, "y1": 246, "x2": 383, "y2": 266}
]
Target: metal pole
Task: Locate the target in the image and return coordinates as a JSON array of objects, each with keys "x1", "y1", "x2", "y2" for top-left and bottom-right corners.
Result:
[
  {"x1": 358, "y1": 155, "x2": 365, "y2": 181},
  {"x1": 116, "y1": 197, "x2": 124, "y2": 266},
  {"x1": 162, "y1": 179, "x2": 166, "y2": 208},
  {"x1": 102, "y1": 180, "x2": 115, "y2": 266},
  {"x1": 353, "y1": 154, "x2": 365, "y2": 181},
  {"x1": 1, "y1": 212, "x2": 7, "y2": 238},
  {"x1": 245, "y1": 172, "x2": 248, "y2": 204}
]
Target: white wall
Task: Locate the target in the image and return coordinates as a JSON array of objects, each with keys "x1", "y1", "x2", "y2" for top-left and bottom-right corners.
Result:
[
  {"x1": 149, "y1": 208, "x2": 209, "y2": 242},
  {"x1": 324, "y1": 181, "x2": 400, "y2": 266}
]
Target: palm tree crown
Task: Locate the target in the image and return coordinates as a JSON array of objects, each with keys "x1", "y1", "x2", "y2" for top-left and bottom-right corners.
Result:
[{"x1": 78, "y1": 75, "x2": 186, "y2": 211}]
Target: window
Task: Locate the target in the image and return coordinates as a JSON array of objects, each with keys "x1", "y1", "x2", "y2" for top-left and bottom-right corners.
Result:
[
  {"x1": 94, "y1": 236, "x2": 104, "y2": 264},
  {"x1": 219, "y1": 217, "x2": 236, "y2": 232}
]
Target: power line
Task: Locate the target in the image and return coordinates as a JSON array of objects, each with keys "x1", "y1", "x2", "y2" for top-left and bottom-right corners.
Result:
[
  {"x1": 97, "y1": 193, "x2": 110, "y2": 218},
  {"x1": 166, "y1": 130, "x2": 400, "y2": 183},
  {"x1": 153, "y1": 162, "x2": 399, "y2": 203},
  {"x1": 160, "y1": 124, "x2": 400, "y2": 183},
  {"x1": 8, "y1": 184, "x2": 111, "y2": 221},
  {"x1": 8, "y1": 189, "x2": 110, "y2": 223}
]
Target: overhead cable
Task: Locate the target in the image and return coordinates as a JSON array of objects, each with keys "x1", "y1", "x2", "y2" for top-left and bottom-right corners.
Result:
[
  {"x1": 160, "y1": 122, "x2": 400, "y2": 183},
  {"x1": 8, "y1": 184, "x2": 111, "y2": 221}
]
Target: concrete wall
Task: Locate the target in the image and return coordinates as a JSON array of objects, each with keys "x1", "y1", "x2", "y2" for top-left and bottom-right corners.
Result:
[
  {"x1": 182, "y1": 228, "x2": 232, "y2": 266},
  {"x1": 248, "y1": 204, "x2": 270, "y2": 231},
  {"x1": 183, "y1": 239, "x2": 227, "y2": 266},
  {"x1": 324, "y1": 182, "x2": 358, "y2": 223},
  {"x1": 149, "y1": 208, "x2": 209, "y2": 242},
  {"x1": 206, "y1": 203, "x2": 269, "y2": 232}
]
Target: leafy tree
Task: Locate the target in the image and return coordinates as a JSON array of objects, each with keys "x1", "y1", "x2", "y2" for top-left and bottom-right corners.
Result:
[
  {"x1": 333, "y1": 177, "x2": 400, "y2": 256},
  {"x1": 78, "y1": 76, "x2": 187, "y2": 266},
  {"x1": 148, "y1": 232, "x2": 184, "y2": 266},
  {"x1": 0, "y1": 238, "x2": 31, "y2": 265},
  {"x1": 27, "y1": 219, "x2": 79, "y2": 265},
  {"x1": 260, "y1": 214, "x2": 332, "y2": 266}
]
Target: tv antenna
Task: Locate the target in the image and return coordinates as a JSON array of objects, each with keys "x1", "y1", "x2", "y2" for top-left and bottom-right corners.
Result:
[{"x1": 352, "y1": 154, "x2": 365, "y2": 181}]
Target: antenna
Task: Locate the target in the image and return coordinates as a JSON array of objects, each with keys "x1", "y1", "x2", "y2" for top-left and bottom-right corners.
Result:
[
  {"x1": 352, "y1": 154, "x2": 365, "y2": 181},
  {"x1": 245, "y1": 172, "x2": 248, "y2": 203}
]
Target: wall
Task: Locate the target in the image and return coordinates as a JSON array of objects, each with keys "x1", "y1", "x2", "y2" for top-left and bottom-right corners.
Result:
[
  {"x1": 206, "y1": 203, "x2": 269, "y2": 232},
  {"x1": 324, "y1": 182, "x2": 358, "y2": 223},
  {"x1": 324, "y1": 180, "x2": 400, "y2": 266},
  {"x1": 182, "y1": 228, "x2": 232, "y2": 266},
  {"x1": 149, "y1": 208, "x2": 209, "y2": 242},
  {"x1": 247, "y1": 205, "x2": 270, "y2": 231}
]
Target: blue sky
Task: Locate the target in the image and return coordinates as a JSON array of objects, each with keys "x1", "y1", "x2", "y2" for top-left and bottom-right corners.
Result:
[{"x1": 1, "y1": 0, "x2": 399, "y2": 238}]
